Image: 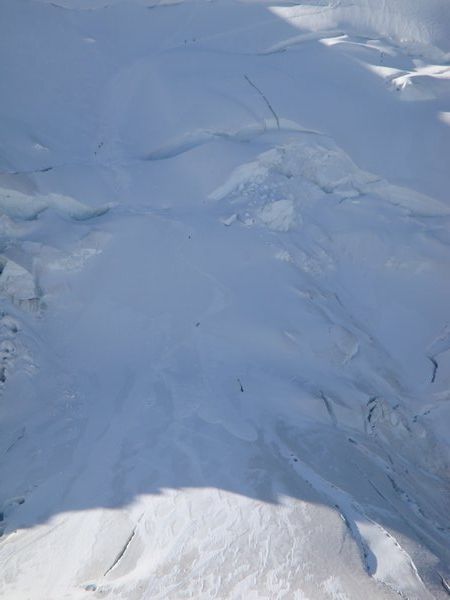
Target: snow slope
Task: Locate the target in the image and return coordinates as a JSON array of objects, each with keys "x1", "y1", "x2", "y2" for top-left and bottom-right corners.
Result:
[{"x1": 1, "y1": 1, "x2": 450, "y2": 598}]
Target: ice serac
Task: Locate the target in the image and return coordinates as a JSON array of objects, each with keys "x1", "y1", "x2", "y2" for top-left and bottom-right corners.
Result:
[{"x1": 1, "y1": 0, "x2": 450, "y2": 599}]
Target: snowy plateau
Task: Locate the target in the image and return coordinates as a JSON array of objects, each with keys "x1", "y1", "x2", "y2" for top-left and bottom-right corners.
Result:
[{"x1": 1, "y1": 0, "x2": 450, "y2": 598}]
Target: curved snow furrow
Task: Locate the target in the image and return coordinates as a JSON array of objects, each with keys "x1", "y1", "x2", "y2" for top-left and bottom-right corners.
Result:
[
  {"x1": 322, "y1": 32, "x2": 450, "y2": 65},
  {"x1": 279, "y1": 442, "x2": 433, "y2": 600},
  {"x1": 143, "y1": 119, "x2": 323, "y2": 161},
  {"x1": 259, "y1": 29, "x2": 345, "y2": 55}
]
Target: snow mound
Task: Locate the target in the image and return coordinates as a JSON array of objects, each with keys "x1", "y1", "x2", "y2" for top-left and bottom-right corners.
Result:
[
  {"x1": 211, "y1": 136, "x2": 450, "y2": 218},
  {"x1": 0, "y1": 188, "x2": 114, "y2": 221}
]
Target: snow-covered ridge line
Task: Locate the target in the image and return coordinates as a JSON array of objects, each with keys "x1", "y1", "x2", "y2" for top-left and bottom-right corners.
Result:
[
  {"x1": 278, "y1": 441, "x2": 432, "y2": 600},
  {"x1": 143, "y1": 118, "x2": 322, "y2": 161}
]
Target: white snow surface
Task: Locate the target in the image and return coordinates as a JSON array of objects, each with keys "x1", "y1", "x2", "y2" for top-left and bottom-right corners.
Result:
[{"x1": 1, "y1": 1, "x2": 450, "y2": 599}]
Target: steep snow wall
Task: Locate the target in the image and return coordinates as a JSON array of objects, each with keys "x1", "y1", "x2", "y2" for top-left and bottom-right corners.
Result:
[{"x1": 271, "y1": 0, "x2": 450, "y2": 57}]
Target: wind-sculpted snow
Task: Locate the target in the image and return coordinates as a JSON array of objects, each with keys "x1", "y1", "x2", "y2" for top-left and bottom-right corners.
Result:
[
  {"x1": 0, "y1": 188, "x2": 113, "y2": 309},
  {"x1": 0, "y1": 188, "x2": 114, "y2": 221},
  {"x1": 210, "y1": 136, "x2": 450, "y2": 217},
  {"x1": 1, "y1": 0, "x2": 450, "y2": 598},
  {"x1": 269, "y1": 0, "x2": 450, "y2": 59},
  {"x1": 144, "y1": 119, "x2": 321, "y2": 161}
]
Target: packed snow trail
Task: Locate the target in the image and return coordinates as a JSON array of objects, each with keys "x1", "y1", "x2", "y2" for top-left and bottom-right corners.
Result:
[{"x1": 1, "y1": 1, "x2": 450, "y2": 599}]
